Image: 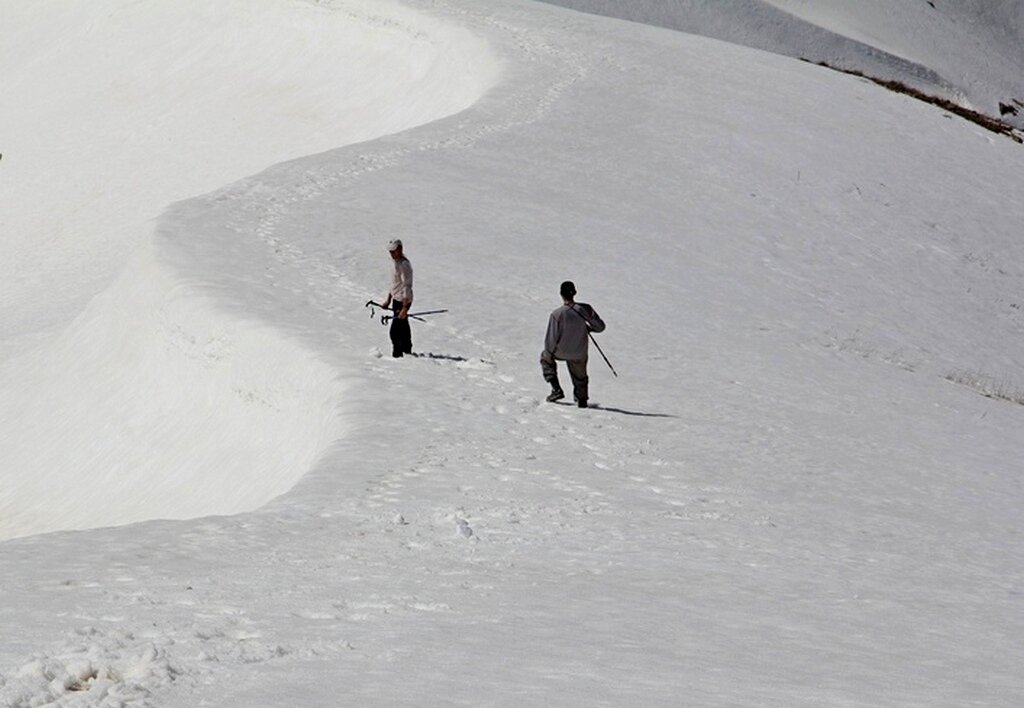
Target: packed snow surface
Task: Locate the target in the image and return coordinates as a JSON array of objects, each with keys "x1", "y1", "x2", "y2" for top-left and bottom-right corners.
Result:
[{"x1": 2, "y1": 0, "x2": 1023, "y2": 706}]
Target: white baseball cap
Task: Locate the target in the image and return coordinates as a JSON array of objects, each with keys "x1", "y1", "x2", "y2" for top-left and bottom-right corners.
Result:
[{"x1": 387, "y1": 238, "x2": 403, "y2": 252}]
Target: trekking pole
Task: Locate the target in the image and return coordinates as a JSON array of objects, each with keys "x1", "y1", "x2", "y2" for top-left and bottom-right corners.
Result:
[
  {"x1": 381, "y1": 313, "x2": 425, "y2": 324},
  {"x1": 589, "y1": 332, "x2": 618, "y2": 377},
  {"x1": 379, "y1": 309, "x2": 450, "y2": 325},
  {"x1": 571, "y1": 304, "x2": 617, "y2": 377},
  {"x1": 398, "y1": 309, "x2": 449, "y2": 319}
]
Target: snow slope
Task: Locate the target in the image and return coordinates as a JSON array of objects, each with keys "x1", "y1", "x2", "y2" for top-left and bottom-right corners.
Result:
[
  {"x1": 2, "y1": 0, "x2": 1023, "y2": 706},
  {"x1": 0, "y1": 0, "x2": 498, "y2": 541},
  {"x1": 539, "y1": 0, "x2": 1024, "y2": 129}
]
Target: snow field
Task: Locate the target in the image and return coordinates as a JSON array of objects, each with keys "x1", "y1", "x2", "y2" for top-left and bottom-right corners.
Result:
[{"x1": 1, "y1": 0, "x2": 1023, "y2": 706}]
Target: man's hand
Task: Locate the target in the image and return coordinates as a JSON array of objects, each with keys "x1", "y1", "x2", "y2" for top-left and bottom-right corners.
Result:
[{"x1": 398, "y1": 306, "x2": 409, "y2": 319}]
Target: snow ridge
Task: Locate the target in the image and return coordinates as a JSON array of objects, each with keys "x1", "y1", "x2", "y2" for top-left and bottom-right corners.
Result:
[{"x1": 539, "y1": 0, "x2": 1024, "y2": 128}]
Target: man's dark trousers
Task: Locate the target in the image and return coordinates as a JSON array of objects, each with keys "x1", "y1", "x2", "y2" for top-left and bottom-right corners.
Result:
[
  {"x1": 390, "y1": 300, "x2": 412, "y2": 357},
  {"x1": 540, "y1": 350, "x2": 588, "y2": 404}
]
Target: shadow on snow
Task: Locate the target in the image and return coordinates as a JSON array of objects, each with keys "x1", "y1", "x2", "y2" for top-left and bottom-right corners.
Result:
[
  {"x1": 553, "y1": 401, "x2": 676, "y2": 419},
  {"x1": 409, "y1": 352, "x2": 470, "y2": 363}
]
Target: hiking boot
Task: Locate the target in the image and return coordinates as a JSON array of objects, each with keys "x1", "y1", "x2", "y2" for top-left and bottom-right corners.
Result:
[
  {"x1": 546, "y1": 388, "x2": 565, "y2": 403},
  {"x1": 577, "y1": 399, "x2": 588, "y2": 408}
]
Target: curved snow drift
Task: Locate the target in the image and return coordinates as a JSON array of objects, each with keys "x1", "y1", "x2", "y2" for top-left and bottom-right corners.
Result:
[
  {"x1": 0, "y1": 0, "x2": 498, "y2": 343},
  {"x1": 0, "y1": 0, "x2": 499, "y2": 541}
]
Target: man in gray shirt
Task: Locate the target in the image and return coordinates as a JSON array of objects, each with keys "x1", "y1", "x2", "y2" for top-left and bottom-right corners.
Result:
[{"x1": 541, "y1": 281, "x2": 606, "y2": 408}]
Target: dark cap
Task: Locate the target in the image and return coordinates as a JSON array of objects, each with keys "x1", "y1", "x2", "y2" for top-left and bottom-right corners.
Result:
[{"x1": 560, "y1": 281, "x2": 576, "y2": 298}]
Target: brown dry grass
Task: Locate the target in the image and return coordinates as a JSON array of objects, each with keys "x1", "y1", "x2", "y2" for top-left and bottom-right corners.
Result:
[{"x1": 804, "y1": 60, "x2": 1023, "y2": 144}]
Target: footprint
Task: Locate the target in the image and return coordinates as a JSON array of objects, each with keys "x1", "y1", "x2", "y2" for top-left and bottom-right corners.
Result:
[{"x1": 455, "y1": 518, "x2": 474, "y2": 538}]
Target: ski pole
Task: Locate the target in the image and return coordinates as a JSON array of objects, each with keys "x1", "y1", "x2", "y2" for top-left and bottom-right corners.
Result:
[
  {"x1": 589, "y1": 332, "x2": 618, "y2": 377},
  {"x1": 381, "y1": 313, "x2": 426, "y2": 324},
  {"x1": 408, "y1": 309, "x2": 449, "y2": 317},
  {"x1": 380, "y1": 309, "x2": 449, "y2": 325}
]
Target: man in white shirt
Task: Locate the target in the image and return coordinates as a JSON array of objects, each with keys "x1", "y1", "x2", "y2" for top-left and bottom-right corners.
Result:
[
  {"x1": 381, "y1": 239, "x2": 414, "y2": 358},
  {"x1": 541, "y1": 281, "x2": 606, "y2": 408}
]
